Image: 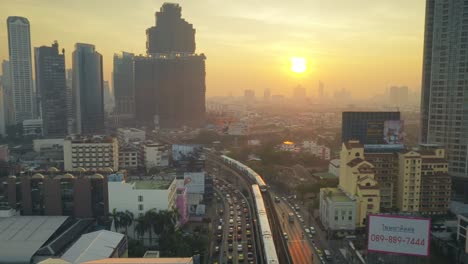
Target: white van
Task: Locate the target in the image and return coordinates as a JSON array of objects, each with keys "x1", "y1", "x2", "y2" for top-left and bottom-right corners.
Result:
[{"x1": 324, "y1": 249, "x2": 332, "y2": 260}]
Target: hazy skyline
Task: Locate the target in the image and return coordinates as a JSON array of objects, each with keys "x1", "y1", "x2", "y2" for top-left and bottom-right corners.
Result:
[{"x1": 0, "y1": 0, "x2": 425, "y2": 98}]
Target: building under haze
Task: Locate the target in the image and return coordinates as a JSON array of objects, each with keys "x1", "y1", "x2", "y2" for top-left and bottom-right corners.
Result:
[
  {"x1": 7, "y1": 16, "x2": 35, "y2": 123},
  {"x1": 341, "y1": 112, "x2": 401, "y2": 145},
  {"x1": 34, "y1": 41, "x2": 68, "y2": 137},
  {"x1": 113, "y1": 52, "x2": 135, "y2": 116},
  {"x1": 420, "y1": 0, "x2": 468, "y2": 185},
  {"x1": 146, "y1": 3, "x2": 196, "y2": 54},
  {"x1": 389, "y1": 86, "x2": 408, "y2": 107},
  {"x1": 135, "y1": 3, "x2": 205, "y2": 128},
  {"x1": 72, "y1": 43, "x2": 104, "y2": 134}
]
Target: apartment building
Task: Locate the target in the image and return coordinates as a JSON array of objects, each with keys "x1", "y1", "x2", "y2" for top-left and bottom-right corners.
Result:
[{"x1": 64, "y1": 136, "x2": 119, "y2": 171}]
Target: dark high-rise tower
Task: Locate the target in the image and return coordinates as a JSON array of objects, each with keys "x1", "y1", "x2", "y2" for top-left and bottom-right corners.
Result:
[
  {"x1": 146, "y1": 3, "x2": 196, "y2": 54},
  {"x1": 72, "y1": 43, "x2": 104, "y2": 135},
  {"x1": 34, "y1": 41, "x2": 67, "y2": 137},
  {"x1": 113, "y1": 52, "x2": 135, "y2": 116},
  {"x1": 420, "y1": 0, "x2": 468, "y2": 179},
  {"x1": 135, "y1": 3, "x2": 205, "y2": 128}
]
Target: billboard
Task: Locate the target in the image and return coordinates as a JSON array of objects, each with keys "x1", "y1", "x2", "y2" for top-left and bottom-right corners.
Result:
[
  {"x1": 183, "y1": 172, "x2": 205, "y2": 194},
  {"x1": 172, "y1": 144, "x2": 203, "y2": 161},
  {"x1": 384, "y1": 120, "x2": 405, "y2": 144},
  {"x1": 368, "y1": 214, "x2": 430, "y2": 257}
]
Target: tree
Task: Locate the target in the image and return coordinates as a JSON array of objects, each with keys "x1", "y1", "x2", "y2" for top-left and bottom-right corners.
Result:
[
  {"x1": 135, "y1": 215, "x2": 146, "y2": 243},
  {"x1": 144, "y1": 209, "x2": 158, "y2": 247},
  {"x1": 110, "y1": 208, "x2": 121, "y2": 232},
  {"x1": 120, "y1": 210, "x2": 134, "y2": 236}
]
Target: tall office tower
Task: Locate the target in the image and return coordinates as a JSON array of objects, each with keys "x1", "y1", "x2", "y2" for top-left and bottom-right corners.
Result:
[
  {"x1": 244, "y1": 89, "x2": 255, "y2": 101},
  {"x1": 134, "y1": 54, "x2": 206, "y2": 128},
  {"x1": 146, "y1": 3, "x2": 196, "y2": 54},
  {"x1": 1, "y1": 61, "x2": 15, "y2": 127},
  {"x1": 34, "y1": 41, "x2": 67, "y2": 137},
  {"x1": 66, "y1": 69, "x2": 73, "y2": 134},
  {"x1": 263, "y1": 88, "x2": 271, "y2": 101},
  {"x1": 0, "y1": 83, "x2": 5, "y2": 137},
  {"x1": 7, "y1": 16, "x2": 34, "y2": 123},
  {"x1": 341, "y1": 112, "x2": 401, "y2": 145},
  {"x1": 103, "y1": 81, "x2": 114, "y2": 113},
  {"x1": 318, "y1": 81, "x2": 324, "y2": 99},
  {"x1": 113, "y1": 52, "x2": 135, "y2": 116},
  {"x1": 135, "y1": 3, "x2": 205, "y2": 128},
  {"x1": 420, "y1": 0, "x2": 468, "y2": 179},
  {"x1": 72, "y1": 43, "x2": 104, "y2": 134}
]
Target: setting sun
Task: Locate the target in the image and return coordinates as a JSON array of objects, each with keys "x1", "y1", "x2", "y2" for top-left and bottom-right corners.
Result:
[{"x1": 290, "y1": 57, "x2": 306, "y2": 73}]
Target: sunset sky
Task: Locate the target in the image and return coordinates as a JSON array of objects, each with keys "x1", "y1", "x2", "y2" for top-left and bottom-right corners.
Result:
[{"x1": 0, "y1": 0, "x2": 426, "y2": 98}]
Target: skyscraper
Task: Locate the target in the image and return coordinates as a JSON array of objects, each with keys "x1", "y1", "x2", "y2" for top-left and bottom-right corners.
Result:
[
  {"x1": 146, "y1": 3, "x2": 196, "y2": 54},
  {"x1": 72, "y1": 43, "x2": 104, "y2": 135},
  {"x1": 263, "y1": 88, "x2": 271, "y2": 101},
  {"x1": 420, "y1": 0, "x2": 468, "y2": 179},
  {"x1": 7, "y1": 16, "x2": 34, "y2": 123},
  {"x1": 113, "y1": 52, "x2": 135, "y2": 116},
  {"x1": 135, "y1": 3, "x2": 205, "y2": 128},
  {"x1": 1, "y1": 61, "x2": 15, "y2": 128},
  {"x1": 134, "y1": 54, "x2": 206, "y2": 128},
  {"x1": 34, "y1": 41, "x2": 67, "y2": 137}
]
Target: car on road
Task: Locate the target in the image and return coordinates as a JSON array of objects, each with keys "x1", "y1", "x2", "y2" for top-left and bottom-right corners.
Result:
[
  {"x1": 237, "y1": 244, "x2": 243, "y2": 252},
  {"x1": 247, "y1": 252, "x2": 254, "y2": 261},
  {"x1": 227, "y1": 255, "x2": 233, "y2": 264},
  {"x1": 283, "y1": 232, "x2": 289, "y2": 240},
  {"x1": 310, "y1": 226, "x2": 316, "y2": 234},
  {"x1": 324, "y1": 249, "x2": 332, "y2": 260},
  {"x1": 216, "y1": 234, "x2": 222, "y2": 242},
  {"x1": 275, "y1": 196, "x2": 280, "y2": 203},
  {"x1": 246, "y1": 230, "x2": 251, "y2": 237},
  {"x1": 238, "y1": 253, "x2": 244, "y2": 262},
  {"x1": 228, "y1": 243, "x2": 233, "y2": 252},
  {"x1": 215, "y1": 246, "x2": 219, "y2": 253},
  {"x1": 316, "y1": 249, "x2": 323, "y2": 257}
]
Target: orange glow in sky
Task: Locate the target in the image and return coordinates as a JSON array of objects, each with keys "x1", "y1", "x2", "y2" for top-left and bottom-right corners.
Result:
[{"x1": 0, "y1": 0, "x2": 426, "y2": 98}]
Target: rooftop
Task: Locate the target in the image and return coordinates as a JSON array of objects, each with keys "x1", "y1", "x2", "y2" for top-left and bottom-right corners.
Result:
[
  {"x1": 133, "y1": 180, "x2": 173, "y2": 190},
  {"x1": 313, "y1": 172, "x2": 338, "y2": 179},
  {"x1": 83, "y1": 258, "x2": 193, "y2": 264},
  {"x1": 322, "y1": 187, "x2": 354, "y2": 203},
  {"x1": 0, "y1": 216, "x2": 69, "y2": 264},
  {"x1": 61, "y1": 230, "x2": 125, "y2": 264}
]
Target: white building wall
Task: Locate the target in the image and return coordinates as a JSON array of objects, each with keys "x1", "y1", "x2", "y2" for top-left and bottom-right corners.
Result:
[
  {"x1": 108, "y1": 180, "x2": 177, "y2": 217},
  {"x1": 319, "y1": 189, "x2": 356, "y2": 231},
  {"x1": 328, "y1": 159, "x2": 340, "y2": 177}
]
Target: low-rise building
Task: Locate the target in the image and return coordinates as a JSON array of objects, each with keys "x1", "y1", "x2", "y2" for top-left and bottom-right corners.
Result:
[
  {"x1": 319, "y1": 187, "x2": 356, "y2": 231},
  {"x1": 141, "y1": 141, "x2": 169, "y2": 171},
  {"x1": 108, "y1": 177, "x2": 178, "y2": 219},
  {"x1": 0, "y1": 171, "x2": 109, "y2": 218},
  {"x1": 118, "y1": 144, "x2": 139, "y2": 169},
  {"x1": 64, "y1": 136, "x2": 119, "y2": 171},
  {"x1": 23, "y1": 119, "x2": 43, "y2": 137},
  {"x1": 117, "y1": 128, "x2": 145, "y2": 144},
  {"x1": 328, "y1": 159, "x2": 340, "y2": 177}
]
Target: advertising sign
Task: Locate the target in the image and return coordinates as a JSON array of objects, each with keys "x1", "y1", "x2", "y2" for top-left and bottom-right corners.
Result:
[
  {"x1": 384, "y1": 120, "x2": 405, "y2": 144},
  {"x1": 368, "y1": 214, "x2": 430, "y2": 257},
  {"x1": 183, "y1": 172, "x2": 205, "y2": 194},
  {"x1": 172, "y1": 144, "x2": 203, "y2": 161}
]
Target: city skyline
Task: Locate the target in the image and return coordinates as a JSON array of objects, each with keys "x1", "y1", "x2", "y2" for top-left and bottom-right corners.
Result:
[{"x1": 0, "y1": 0, "x2": 425, "y2": 98}]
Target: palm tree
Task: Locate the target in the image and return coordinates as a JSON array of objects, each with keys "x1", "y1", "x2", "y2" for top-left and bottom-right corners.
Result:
[
  {"x1": 124, "y1": 210, "x2": 134, "y2": 237},
  {"x1": 144, "y1": 209, "x2": 158, "y2": 247},
  {"x1": 135, "y1": 215, "x2": 146, "y2": 243},
  {"x1": 110, "y1": 208, "x2": 121, "y2": 232}
]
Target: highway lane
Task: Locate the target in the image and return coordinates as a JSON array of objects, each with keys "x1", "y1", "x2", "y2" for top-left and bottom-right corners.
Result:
[
  {"x1": 213, "y1": 178, "x2": 256, "y2": 264},
  {"x1": 274, "y1": 199, "x2": 316, "y2": 264}
]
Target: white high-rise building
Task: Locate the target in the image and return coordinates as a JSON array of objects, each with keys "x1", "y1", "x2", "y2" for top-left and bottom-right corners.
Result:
[
  {"x1": 421, "y1": 0, "x2": 468, "y2": 180},
  {"x1": 7, "y1": 16, "x2": 34, "y2": 123}
]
